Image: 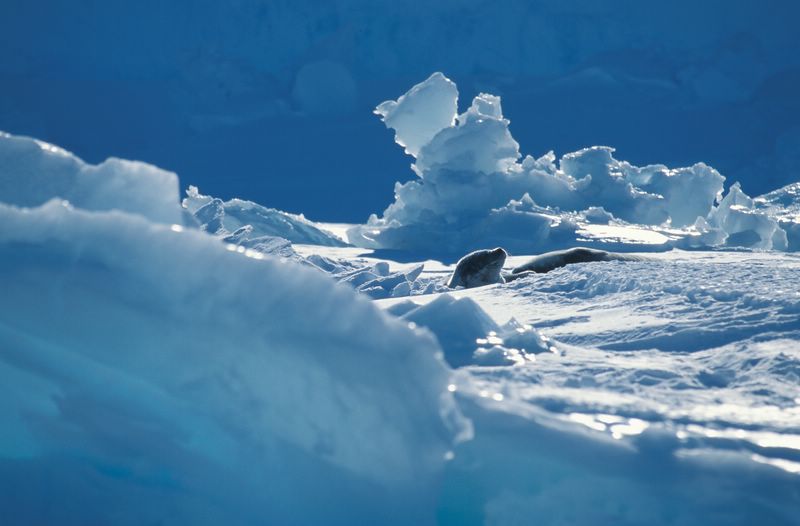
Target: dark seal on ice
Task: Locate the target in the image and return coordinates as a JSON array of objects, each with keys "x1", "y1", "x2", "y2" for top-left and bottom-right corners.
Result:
[
  {"x1": 512, "y1": 247, "x2": 646, "y2": 274},
  {"x1": 447, "y1": 246, "x2": 648, "y2": 289},
  {"x1": 447, "y1": 247, "x2": 508, "y2": 289}
]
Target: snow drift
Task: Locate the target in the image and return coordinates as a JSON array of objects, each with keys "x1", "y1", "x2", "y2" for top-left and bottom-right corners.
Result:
[
  {"x1": 431, "y1": 250, "x2": 800, "y2": 526},
  {"x1": 0, "y1": 132, "x2": 468, "y2": 524},
  {"x1": 0, "y1": 131, "x2": 182, "y2": 225},
  {"x1": 387, "y1": 295, "x2": 549, "y2": 367},
  {"x1": 349, "y1": 73, "x2": 792, "y2": 254}
]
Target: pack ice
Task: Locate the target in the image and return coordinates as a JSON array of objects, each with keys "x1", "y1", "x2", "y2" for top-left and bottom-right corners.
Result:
[
  {"x1": 2, "y1": 86, "x2": 800, "y2": 525},
  {"x1": 348, "y1": 73, "x2": 794, "y2": 254}
]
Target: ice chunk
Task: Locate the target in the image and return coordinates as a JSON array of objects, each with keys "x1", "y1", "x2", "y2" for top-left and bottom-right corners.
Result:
[
  {"x1": 184, "y1": 187, "x2": 347, "y2": 247},
  {"x1": 375, "y1": 72, "x2": 458, "y2": 157},
  {"x1": 582, "y1": 206, "x2": 614, "y2": 224},
  {"x1": 415, "y1": 92, "x2": 520, "y2": 176},
  {"x1": 755, "y1": 181, "x2": 800, "y2": 220},
  {"x1": 194, "y1": 197, "x2": 226, "y2": 234},
  {"x1": 305, "y1": 253, "x2": 350, "y2": 273},
  {"x1": 0, "y1": 131, "x2": 181, "y2": 224},
  {"x1": 240, "y1": 235, "x2": 299, "y2": 259},
  {"x1": 678, "y1": 216, "x2": 728, "y2": 248},
  {"x1": 221, "y1": 224, "x2": 254, "y2": 244},
  {"x1": 754, "y1": 182, "x2": 800, "y2": 251},
  {"x1": 183, "y1": 184, "x2": 213, "y2": 212},
  {"x1": 391, "y1": 280, "x2": 412, "y2": 298},
  {"x1": 621, "y1": 161, "x2": 724, "y2": 227},
  {"x1": 708, "y1": 183, "x2": 788, "y2": 250},
  {"x1": 218, "y1": 226, "x2": 308, "y2": 262},
  {"x1": 343, "y1": 264, "x2": 425, "y2": 299},
  {"x1": 338, "y1": 266, "x2": 382, "y2": 287}
]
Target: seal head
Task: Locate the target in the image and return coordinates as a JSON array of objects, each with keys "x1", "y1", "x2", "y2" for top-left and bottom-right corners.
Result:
[{"x1": 447, "y1": 247, "x2": 508, "y2": 289}]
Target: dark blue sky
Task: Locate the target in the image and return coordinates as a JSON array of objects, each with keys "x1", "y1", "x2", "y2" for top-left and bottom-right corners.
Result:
[{"x1": 2, "y1": 0, "x2": 799, "y2": 221}]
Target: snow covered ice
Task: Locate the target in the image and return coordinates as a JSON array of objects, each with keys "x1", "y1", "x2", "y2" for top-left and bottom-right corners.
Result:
[
  {"x1": 3, "y1": 64, "x2": 800, "y2": 525},
  {"x1": 349, "y1": 73, "x2": 793, "y2": 255},
  {"x1": 183, "y1": 185, "x2": 347, "y2": 247},
  {"x1": 0, "y1": 132, "x2": 183, "y2": 225},
  {"x1": 0, "y1": 133, "x2": 468, "y2": 524},
  {"x1": 430, "y1": 250, "x2": 800, "y2": 524}
]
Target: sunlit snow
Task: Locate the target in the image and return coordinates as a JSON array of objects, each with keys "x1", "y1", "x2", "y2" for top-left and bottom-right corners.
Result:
[{"x1": 2, "y1": 71, "x2": 800, "y2": 525}]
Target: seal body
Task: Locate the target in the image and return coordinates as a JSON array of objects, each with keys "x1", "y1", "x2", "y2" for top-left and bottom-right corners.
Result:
[
  {"x1": 447, "y1": 247, "x2": 508, "y2": 288},
  {"x1": 512, "y1": 247, "x2": 645, "y2": 274}
]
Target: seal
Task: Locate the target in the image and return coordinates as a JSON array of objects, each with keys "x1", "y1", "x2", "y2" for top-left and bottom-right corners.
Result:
[
  {"x1": 511, "y1": 247, "x2": 646, "y2": 274},
  {"x1": 447, "y1": 247, "x2": 508, "y2": 288},
  {"x1": 447, "y1": 246, "x2": 648, "y2": 289}
]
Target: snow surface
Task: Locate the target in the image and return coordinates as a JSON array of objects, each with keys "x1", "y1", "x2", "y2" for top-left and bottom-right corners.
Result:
[
  {"x1": 349, "y1": 74, "x2": 794, "y2": 254},
  {"x1": 2, "y1": 107, "x2": 800, "y2": 525},
  {"x1": 378, "y1": 250, "x2": 800, "y2": 524}
]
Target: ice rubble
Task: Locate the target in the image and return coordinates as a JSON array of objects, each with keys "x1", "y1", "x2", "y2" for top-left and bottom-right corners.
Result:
[
  {"x1": 186, "y1": 191, "x2": 438, "y2": 298},
  {"x1": 306, "y1": 257, "x2": 429, "y2": 299},
  {"x1": 706, "y1": 182, "x2": 788, "y2": 250},
  {"x1": 303, "y1": 256, "x2": 446, "y2": 299},
  {"x1": 0, "y1": 132, "x2": 468, "y2": 524},
  {"x1": 184, "y1": 185, "x2": 346, "y2": 247},
  {"x1": 349, "y1": 73, "x2": 792, "y2": 253},
  {"x1": 755, "y1": 181, "x2": 800, "y2": 251}
]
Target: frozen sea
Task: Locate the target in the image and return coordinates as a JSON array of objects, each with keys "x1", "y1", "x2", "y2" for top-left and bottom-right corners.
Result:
[{"x1": 1, "y1": 72, "x2": 800, "y2": 524}]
